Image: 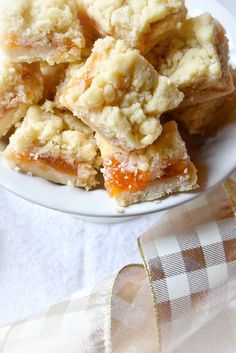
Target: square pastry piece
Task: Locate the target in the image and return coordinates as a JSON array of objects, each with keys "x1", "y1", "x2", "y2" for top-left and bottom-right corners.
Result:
[
  {"x1": 77, "y1": 0, "x2": 187, "y2": 53},
  {"x1": 170, "y1": 88, "x2": 236, "y2": 135},
  {"x1": 0, "y1": 0, "x2": 85, "y2": 64},
  {"x1": 147, "y1": 13, "x2": 234, "y2": 107},
  {"x1": 97, "y1": 121, "x2": 198, "y2": 207},
  {"x1": 60, "y1": 37, "x2": 184, "y2": 151},
  {"x1": 170, "y1": 69, "x2": 236, "y2": 135},
  {"x1": 3, "y1": 102, "x2": 101, "y2": 189},
  {"x1": 0, "y1": 59, "x2": 43, "y2": 138}
]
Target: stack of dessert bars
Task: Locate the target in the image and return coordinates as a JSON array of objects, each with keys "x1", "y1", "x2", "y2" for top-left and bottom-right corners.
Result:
[{"x1": 0, "y1": 0, "x2": 234, "y2": 206}]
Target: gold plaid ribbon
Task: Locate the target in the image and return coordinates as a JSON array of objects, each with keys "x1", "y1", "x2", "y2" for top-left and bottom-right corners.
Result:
[
  {"x1": 139, "y1": 182, "x2": 236, "y2": 353},
  {"x1": 0, "y1": 176, "x2": 236, "y2": 353}
]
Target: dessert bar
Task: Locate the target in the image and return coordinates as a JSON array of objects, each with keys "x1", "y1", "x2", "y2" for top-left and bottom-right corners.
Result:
[
  {"x1": 97, "y1": 121, "x2": 198, "y2": 206},
  {"x1": 0, "y1": 59, "x2": 43, "y2": 138},
  {"x1": 4, "y1": 102, "x2": 101, "y2": 189},
  {"x1": 77, "y1": 0, "x2": 187, "y2": 53},
  {"x1": 60, "y1": 37, "x2": 183, "y2": 151},
  {"x1": 0, "y1": 0, "x2": 85, "y2": 64},
  {"x1": 147, "y1": 13, "x2": 234, "y2": 107}
]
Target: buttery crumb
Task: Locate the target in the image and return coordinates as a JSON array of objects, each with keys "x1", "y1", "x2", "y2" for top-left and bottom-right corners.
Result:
[
  {"x1": 66, "y1": 180, "x2": 75, "y2": 188},
  {"x1": 77, "y1": 0, "x2": 187, "y2": 52},
  {"x1": 4, "y1": 102, "x2": 102, "y2": 190},
  {"x1": 0, "y1": 58, "x2": 43, "y2": 138},
  {"x1": 61, "y1": 37, "x2": 183, "y2": 151},
  {"x1": 115, "y1": 206, "x2": 125, "y2": 214},
  {"x1": 146, "y1": 13, "x2": 233, "y2": 107},
  {"x1": 0, "y1": 0, "x2": 85, "y2": 64}
]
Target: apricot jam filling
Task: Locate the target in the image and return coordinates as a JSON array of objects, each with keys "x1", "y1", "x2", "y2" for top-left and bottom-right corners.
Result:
[
  {"x1": 162, "y1": 159, "x2": 190, "y2": 178},
  {"x1": 104, "y1": 158, "x2": 190, "y2": 197},
  {"x1": 104, "y1": 159, "x2": 149, "y2": 197},
  {"x1": 5, "y1": 34, "x2": 32, "y2": 49},
  {"x1": 5, "y1": 34, "x2": 76, "y2": 50},
  {"x1": 14, "y1": 152, "x2": 77, "y2": 176}
]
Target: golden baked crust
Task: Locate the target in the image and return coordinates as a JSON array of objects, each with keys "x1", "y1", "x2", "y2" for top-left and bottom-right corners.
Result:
[
  {"x1": 169, "y1": 68, "x2": 236, "y2": 135},
  {"x1": 147, "y1": 13, "x2": 234, "y2": 107},
  {"x1": 3, "y1": 101, "x2": 101, "y2": 189},
  {"x1": 77, "y1": 0, "x2": 187, "y2": 53},
  {"x1": 97, "y1": 121, "x2": 198, "y2": 206},
  {"x1": 170, "y1": 86, "x2": 236, "y2": 135},
  {"x1": 0, "y1": 0, "x2": 85, "y2": 64},
  {"x1": 60, "y1": 37, "x2": 184, "y2": 151},
  {"x1": 0, "y1": 58, "x2": 43, "y2": 138}
]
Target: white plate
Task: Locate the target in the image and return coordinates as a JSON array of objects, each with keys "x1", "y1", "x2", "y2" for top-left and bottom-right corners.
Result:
[{"x1": 0, "y1": 0, "x2": 236, "y2": 220}]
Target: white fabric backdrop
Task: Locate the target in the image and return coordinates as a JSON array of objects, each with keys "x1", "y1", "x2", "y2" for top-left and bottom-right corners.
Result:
[
  {"x1": 0, "y1": 187, "x2": 159, "y2": 326},
  {"x1": 0, "y1": 0, "x2": 235, "y2": 331}
]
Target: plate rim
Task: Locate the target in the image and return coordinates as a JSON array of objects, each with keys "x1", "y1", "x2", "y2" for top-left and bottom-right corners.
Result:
[{"x1": 1, "y1": 164, "x2": 235, "y2": 218}]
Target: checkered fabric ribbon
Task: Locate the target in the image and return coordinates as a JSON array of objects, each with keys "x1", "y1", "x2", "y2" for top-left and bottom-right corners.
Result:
[
  {"x1": 0, "y1": 277, "x2": 115, "y2": 353},
  {"x1": 0, "y1": 176, "x2": 236, "y2": 353},
  {"x1": 139, "y1": 181, "x2": 236, "y2": 353}
]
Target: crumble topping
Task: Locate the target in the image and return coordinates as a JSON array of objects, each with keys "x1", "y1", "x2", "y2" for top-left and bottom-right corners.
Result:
[
  {"x1": 0, "y1": 55, "x2": 43, "y2": 137},
  {"x1": 0, "y1": 0, "x2": 85, "y2": 64},
  {"x1": 61, "y1": 37, "x2": 184, "y2": 151},
  {"x1": 147, "y1": 13, "x2": 224, "y2": 91},
  {"x1": 4, "y1": 101, "x2": 102, "y2": 188},
  {"x1": 0, "y1": 57, "x2": 43, "y2": 108},
  {"x1": 77, "y1": 0, "x2": 187, "y2": 51},
  {"x1": 8, "y1": 101, "x2": 98, "y2": 164}
]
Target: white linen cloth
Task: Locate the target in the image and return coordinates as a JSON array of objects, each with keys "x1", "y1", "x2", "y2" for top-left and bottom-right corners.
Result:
[
  {"x1": 0, "y1": 187, "x2": 159, "y2": 326},
  {"x1": 0, "y1": 0, "x2": 235, "y2": 342}
]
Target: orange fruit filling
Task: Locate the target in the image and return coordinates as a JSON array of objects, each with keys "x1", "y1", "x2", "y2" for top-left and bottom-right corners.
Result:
[
  {"x1": 5, "y1": 34, "x2": 32, "y2": 49},
  {"x1": 104, "y1": 159, "x2": 190, "y2": 197},
  {"x1": 162, "y1": 159, "x2": 190, "y2": 178},
  {"x1": 5, "y1": 33, "x2": 76, "y2": 50},
  {"x1": 13, "y1": 152, "x2": 77, "y2": 176},
  {"x1": 37, "y1": 154, "x2": 77, "y2": 176},
  {"x1": 104, "y1": 159, "x2": 149, "y2": 197}
]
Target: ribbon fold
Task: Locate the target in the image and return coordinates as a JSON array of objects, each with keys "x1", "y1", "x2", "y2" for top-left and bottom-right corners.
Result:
[{"x1": 0, "y1": 175, "x2": 236, "y2": 353}]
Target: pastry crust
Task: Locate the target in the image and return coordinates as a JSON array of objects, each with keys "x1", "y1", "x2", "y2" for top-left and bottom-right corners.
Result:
[
  {"x1": 147, "y1": 13, "x2": 234, "y2": 107},
  {"x1": 97, "y1": 121, "x2": 198, "y2": 206},
  {"x1": 77, "y1": 0, "x2": 187, "y2": 53},
  {"x1": 0, "y1": 59, "x2": 43, "y2": 138},
  {"x1": 60, "y1": 37, "x2": 184, "y2": 151},
  {"x1": 3, "y1": 101, "x2": 101, "y2": 189},
  {"x1": 170, "y1": 87, "x2": 236, "y2": 135},
  {"x1": 170, "y1": 69, "x2": 236, "y2": 135},
  {"x1": 0, "y1": 0, "x2": 85, "y2": 64}
]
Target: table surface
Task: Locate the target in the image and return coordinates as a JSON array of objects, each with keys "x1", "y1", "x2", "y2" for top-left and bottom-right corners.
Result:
[{"x1": 0, "y1": 0, "x2": 235, "y2": 329}]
